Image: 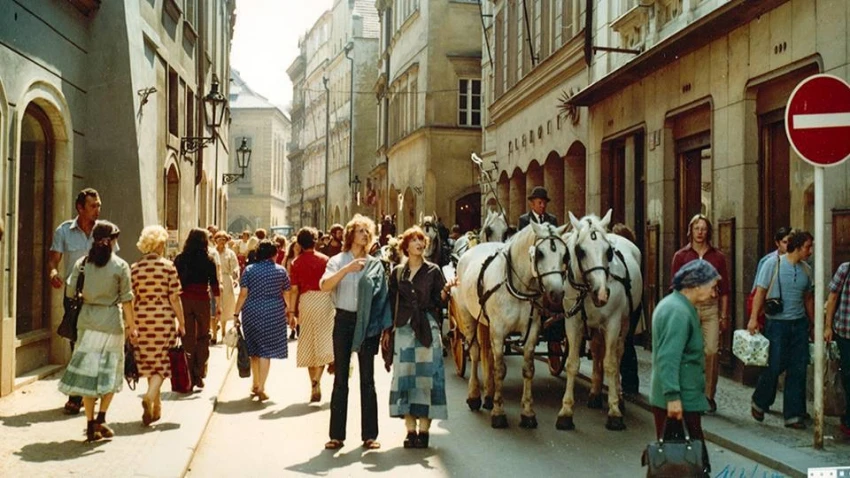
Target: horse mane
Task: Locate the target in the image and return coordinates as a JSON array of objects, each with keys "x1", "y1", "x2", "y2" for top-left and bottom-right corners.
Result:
[{"x1": 570, "y1": 213, "x2": 607, "y2": 246}]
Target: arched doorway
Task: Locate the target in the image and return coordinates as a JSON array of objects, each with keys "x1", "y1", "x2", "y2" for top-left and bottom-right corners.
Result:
[
  {"x1": 333, "y1": 206, "x2": 341, "y2": 225},
  {"x1": 455, "y1": 192, "x2": 481, "y2": 233},
  {"x1": 403, "y1": 188, "x2": 416, "y2": 230},
  {"x1": 228, "y1": 216, "x2": 252, "y2": 234},
  {"x1": 17, "y1": 103, "x2": 55, "y2": 336},
  {"x1": 509, "y1": 168, "x2": 526, "y2": 225},
  {"x1": 543, "y1": 151, "x2": 565, "y2": 224},
  {"x1": 564, "y1": 142, "x2": 587, "y2": 218}
]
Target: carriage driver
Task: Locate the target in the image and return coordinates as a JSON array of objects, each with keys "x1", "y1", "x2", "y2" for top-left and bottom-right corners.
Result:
[{"x1": 518, "y1": 187, "x2": 558, "y2": 230}]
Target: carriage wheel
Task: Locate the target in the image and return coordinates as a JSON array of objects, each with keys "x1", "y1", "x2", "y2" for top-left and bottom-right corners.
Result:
[
  {"x1": 547, "y1": 338, "x2": 568, "y2": 376},
  {"x1": 448, "y1": 300, "x2": 467, "y2": 378}
]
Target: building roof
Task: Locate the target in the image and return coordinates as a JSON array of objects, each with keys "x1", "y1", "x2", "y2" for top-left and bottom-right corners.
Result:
[{"x1": 229, "y1": 69, "x2": 288, "y2": 120}]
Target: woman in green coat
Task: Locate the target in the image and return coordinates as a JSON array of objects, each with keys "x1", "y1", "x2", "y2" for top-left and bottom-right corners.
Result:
[{"x1": 650, "y1": 259, "x2": 720, "y2": 475}]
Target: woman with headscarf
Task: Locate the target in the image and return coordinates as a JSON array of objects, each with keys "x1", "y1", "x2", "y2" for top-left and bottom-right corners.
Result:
[
  {"x1": 650, "y1": 260, "x2": 720, "y2": 476},
  {"x1": 58, "y1": 221, "x2": 136, "y2": 442}
]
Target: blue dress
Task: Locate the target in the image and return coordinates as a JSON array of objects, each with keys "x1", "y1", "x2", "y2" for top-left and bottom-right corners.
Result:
[{"x1": 239, "y1": 260, "x2": 291, "y2": 359}]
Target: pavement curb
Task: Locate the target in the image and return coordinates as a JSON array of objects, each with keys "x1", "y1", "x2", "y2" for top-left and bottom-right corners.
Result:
[
  {"x1": 177, "y1": 353, "x2": 236, "y2": 478},
  {"x1": 574, "y1": 371, "x2": 806, "y2": 478}
]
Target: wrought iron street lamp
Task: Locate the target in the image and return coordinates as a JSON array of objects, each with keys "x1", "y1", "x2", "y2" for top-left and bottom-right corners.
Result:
[
  {"x1": 180, "y1": 74, "x2": 228, "y2": 156},
  {"x1": 222, "y1": 138, "x2": 251, "y2": 184},
  {"x1": 351, "y1": 175, "x2": 361, "y2": 206}
]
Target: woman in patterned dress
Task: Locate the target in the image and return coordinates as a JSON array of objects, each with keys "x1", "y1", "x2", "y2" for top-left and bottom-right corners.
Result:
[
  {"x1": 384, "y1": 226, "x2": 449, "y2": 449},
  {"x1": 58, "y1": 221, "x2": 136, "y2": 442},
  {"x1": 131, "y1": 225, "x2": 186, "y2": 425},
  {"x1": 289, "y1": 227, "x2": 335, "y2": 402},
  {"x1": 233, "y1": 240, "x2": 295, "y2": 401}
]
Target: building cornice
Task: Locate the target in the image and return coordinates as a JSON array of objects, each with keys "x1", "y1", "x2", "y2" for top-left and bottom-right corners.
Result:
[{"x1": 489, "y1": 32, "x2": 586, "y2": 125}]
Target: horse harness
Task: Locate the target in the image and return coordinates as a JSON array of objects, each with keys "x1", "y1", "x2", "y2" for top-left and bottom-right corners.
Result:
[
  {"x1": 474, "y1": 234, "x2": 568, "y2": 345},
  {"x1": 565, "y1": 236, "x2": 636, "y2": 340}
]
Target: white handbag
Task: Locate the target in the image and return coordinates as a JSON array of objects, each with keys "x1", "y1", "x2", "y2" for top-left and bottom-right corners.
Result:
[
  {"x1": 224, "y1": 326, "x2": 239, "y2": 357},
  {"x1": 732, "y1": 329, "x2": 770, "y2": 367}
]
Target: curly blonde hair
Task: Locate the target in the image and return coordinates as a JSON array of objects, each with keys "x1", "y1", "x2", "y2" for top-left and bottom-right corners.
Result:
[
  {"x1": 137, "y1": 225, "x2": 168, "y2": 254},
  {"x1": 342, "y1": 214, "x2": 376, "y2": 252}
]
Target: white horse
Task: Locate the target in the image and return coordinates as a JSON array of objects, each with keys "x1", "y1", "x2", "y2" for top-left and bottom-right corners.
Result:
[
  {"x1": 451, "y1": 210, "x2": 509, "y2": 263},
  {"x1": 556, "y1": 210, "x2": 643, "y2": 432},
  {"x1": 453, "y1": 221, "x2": 569, "y2": 428}
]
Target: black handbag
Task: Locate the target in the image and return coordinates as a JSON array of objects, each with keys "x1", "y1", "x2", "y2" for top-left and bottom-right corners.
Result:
[
  {"x1": 236, "y1": 326, "x2": 251, "y2": 378},
  {"x1": 124, "y1": 340, "x2": 140, "y2": 390},
  {"x1": 764, "y1": 258, "x2": 783, "y2": 316},
  {"x1": 642, "y1": 418, "x2": 705, "y2": 477},
  {"x1": 57, "y1": 259, "x2": 87, "y2": 342}
]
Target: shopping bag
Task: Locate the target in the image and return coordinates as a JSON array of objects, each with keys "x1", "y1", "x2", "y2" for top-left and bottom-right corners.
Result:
[
  {"x1": 642, "y1": 418, "x2": 705, "y2": 477},
  {"x1": 732, "y1": 329, "x2": 770, "y2": 367},
  {"x1": 224, "y1": 325, "x2": 239, "y2": 358},
  {"x1": 169, "y1": 339, "x2": 192, "y2": 393},
  {"x1": 237, "y1": 327, "x2": 251, "y2": 378}
]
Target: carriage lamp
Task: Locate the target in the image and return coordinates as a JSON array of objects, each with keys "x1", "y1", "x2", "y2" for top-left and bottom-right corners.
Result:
[
  {"x1": 222, "y1": 138, "x2": 252, "y2": 185},
  {"x1": 180, "y1": 74, "x2": 228, "y2": 158}
]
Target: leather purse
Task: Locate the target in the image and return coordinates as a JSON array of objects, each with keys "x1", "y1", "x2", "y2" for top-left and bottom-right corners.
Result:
[
  {"x1": 124, "y1": 340, "x2": 140, "y2": 390},
  {"x1": 169, "y1": 338, "x2": 192, "y2": 393},
  {"x1": 642, "y1": 418, "x2": 705, "y2": 477},
  {"x1": 57, "y1": 259, "x2": 87, "y2": 342},
  {"x1": 236, "y1": 326, "x2": 251, "y2": 378}
]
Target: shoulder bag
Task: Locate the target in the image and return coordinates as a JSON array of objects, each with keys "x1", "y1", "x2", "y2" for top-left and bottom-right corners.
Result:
[
  {"x1": 381, "y1": 266, "x2": 401, "y2": 372},
  {"x1": 764, "y1": 258, "x2": 784, "y2": 316},
  {"x1": 57, "y1": 258, "x2": 87, "y2": 342},
  {"x1": 642, "y1": 418, "x2": 705, "y2": 477}
]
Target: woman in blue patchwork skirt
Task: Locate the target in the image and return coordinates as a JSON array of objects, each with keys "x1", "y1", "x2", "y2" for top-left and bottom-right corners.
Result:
[
  {"x1": 58, "y1": 221, "x2": 137, "y2": 442},
  {"x1": 383, "y1": 226, "x2": 449, "y2": 449}
]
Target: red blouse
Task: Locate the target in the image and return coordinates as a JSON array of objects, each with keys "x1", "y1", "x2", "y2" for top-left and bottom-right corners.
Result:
[{"x1": 289, "y1": 250, "x2": 329, "y2": 293}]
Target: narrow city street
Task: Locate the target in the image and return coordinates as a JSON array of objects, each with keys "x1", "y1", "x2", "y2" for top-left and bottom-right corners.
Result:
[{"x1": 187, "y1": 341, "x2": 781, "y2": 477}]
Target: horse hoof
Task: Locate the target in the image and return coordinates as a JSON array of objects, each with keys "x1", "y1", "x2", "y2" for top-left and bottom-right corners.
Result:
[
  {"x1": 491, "y1": 414, "x2": 509, "y2": 429},
  {"x1": 467, "y1": 397, "x2": 482, "y2": 411},
  {"x1": 555, "y1": 415, "x2": 575, "y2": 431},
  {"x1": 483, "y1": 396, "x2": 494, "y2": 410},
  {"x1": 618, "y1": 401, "x2": 625, "y2": 414},
  {"x1": 519, "y1": 415, "x2": 538, "y2": 429},
  {"x1": 587, "y1": 394, "x2": 603, "y2": 409},
  {"x1": 605, "y1": 416, "x2": 626, "y2": 431}
]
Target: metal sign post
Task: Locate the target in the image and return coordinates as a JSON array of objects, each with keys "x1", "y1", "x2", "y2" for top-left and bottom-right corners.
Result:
[{"x1": 784, "y1": 74, "x2": 850, "y2": 449}]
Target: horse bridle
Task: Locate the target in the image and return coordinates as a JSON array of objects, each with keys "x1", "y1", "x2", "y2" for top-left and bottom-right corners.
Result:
[
  {"x1": 566, "y1": 229, "x2": 613, "y2": 293},
  {"x1": 505, "y1": 232, "x2": 568, "y2": 300}
]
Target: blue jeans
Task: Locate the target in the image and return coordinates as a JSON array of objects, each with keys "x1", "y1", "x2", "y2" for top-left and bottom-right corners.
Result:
[
  {"x1": 751, "y1": 318, "x2": 808, "y2": 424},
  {"x1": 835, "y1": 335, "x2": 850, "y2": 427}
]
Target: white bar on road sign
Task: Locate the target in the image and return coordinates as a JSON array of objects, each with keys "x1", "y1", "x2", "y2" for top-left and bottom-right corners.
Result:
[{"x1": 793, "y1": 112, "x2": 850, "y2": 129}]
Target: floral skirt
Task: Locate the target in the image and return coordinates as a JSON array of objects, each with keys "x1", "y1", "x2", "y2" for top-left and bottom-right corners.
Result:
[{"x1": 58, "y1": 329, "x2": 124, "y2": 397}]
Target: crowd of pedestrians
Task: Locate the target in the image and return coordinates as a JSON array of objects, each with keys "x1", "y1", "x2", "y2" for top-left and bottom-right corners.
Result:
[{"x1": 47, "y1": 187, "x2": 850, "y2": 458}]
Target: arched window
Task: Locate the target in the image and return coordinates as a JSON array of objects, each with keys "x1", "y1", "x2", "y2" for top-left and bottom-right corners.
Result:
[{"x1": 166, "y1": 165, "x2": 180, "y2": 230}]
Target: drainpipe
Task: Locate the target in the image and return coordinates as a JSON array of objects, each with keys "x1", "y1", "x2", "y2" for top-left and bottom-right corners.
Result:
[{"x1": 344, "y1": 42, "x2": 355, "y2": 211}]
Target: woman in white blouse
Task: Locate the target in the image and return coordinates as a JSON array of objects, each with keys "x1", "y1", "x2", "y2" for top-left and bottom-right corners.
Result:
[{"x1": 214, "y1": 231, "x2": 240, "y2": 335}]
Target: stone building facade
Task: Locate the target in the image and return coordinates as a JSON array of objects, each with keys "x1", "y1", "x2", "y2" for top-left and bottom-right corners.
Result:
[
  {"x1": 0, "y1": 0, "x2": 233, "y2": 396},
  {"x1": 372, "y1": 0, "x2": 484, "y2": 232},
  {"x1": 227, "y1": 71, "x2": 291, "y2": 234},
  {"x1": 565, "y1": 0, "x2": 850, "y2": 377}
]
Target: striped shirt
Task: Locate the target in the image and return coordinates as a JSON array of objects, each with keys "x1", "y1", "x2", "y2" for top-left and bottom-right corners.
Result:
[{"x1": 829, "y1": 262, "x2": 850, "y2": 338}]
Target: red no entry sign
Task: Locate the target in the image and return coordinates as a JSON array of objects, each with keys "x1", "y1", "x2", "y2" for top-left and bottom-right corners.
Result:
[{"x1": 785, "y1": 74, "x2": 850, "y2": 167}]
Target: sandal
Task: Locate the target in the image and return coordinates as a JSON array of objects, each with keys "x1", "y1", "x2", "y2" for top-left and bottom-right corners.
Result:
[
  {"x1": 324, "y1": 439, "x2": 344, "y2": 450},
  {"x1": 362, "y1": 439, "x2": 381, "y2": 450},
  {"x1": 257, "y1": 390, "x2": 269, "y2": 402},
  {"x1": 310, "y1": 381, "x2": 321, "y2": 403},
  {"x1": 142, "y1": 396, "x2": 153, "y2": 426},
  {"x1": 151, "y1": 398, "x2": 162, "y2": 423},
  {"x1": 86, "y1": 420, "x2": 103, "y2": 442}
]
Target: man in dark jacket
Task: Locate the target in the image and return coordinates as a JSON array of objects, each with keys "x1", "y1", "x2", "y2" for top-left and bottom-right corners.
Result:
[{"x1": 518, "y1": 186, "x2": 558, "y2": 229}]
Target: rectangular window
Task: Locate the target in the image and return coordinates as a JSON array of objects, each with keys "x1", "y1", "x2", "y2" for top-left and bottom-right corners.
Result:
[
  {"x1": 168, "y1": 69, "x2": 179, "y2": 137},
  {"x1": 186, "y1": 88, "x2": 195, "y2": 139},
  {"x1": 410, "y1": 78, "x2": 418, "y2": 130},
  {"x1": 563, "y1": 0, "x2": 575, "y2": 42},
  {"x1": 507, "y1": 0, "x2": 517, "y2": 87},
  {"x1": 458, "y1": 79, "x2": 482, "y2": 127},
  {"x1": 184, "y1": 0, "x2": 196, "y2": 26},
  {"x1": 494, "y1": 10, "x2": 504, "y2": 97}
]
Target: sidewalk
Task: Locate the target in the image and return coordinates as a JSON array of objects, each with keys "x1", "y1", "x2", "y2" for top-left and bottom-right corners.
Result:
[
  {"x1": 0, "y1": 343, "x2": 234, "y2": 478},
  {"x1": 576, "y1": 347, "x2": 849, "y2": 478}
]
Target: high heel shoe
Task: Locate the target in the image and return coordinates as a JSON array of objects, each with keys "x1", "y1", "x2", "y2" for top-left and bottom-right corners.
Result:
[{"x1": 142, "y1": 396, "x2": 153, "y2": 426}]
